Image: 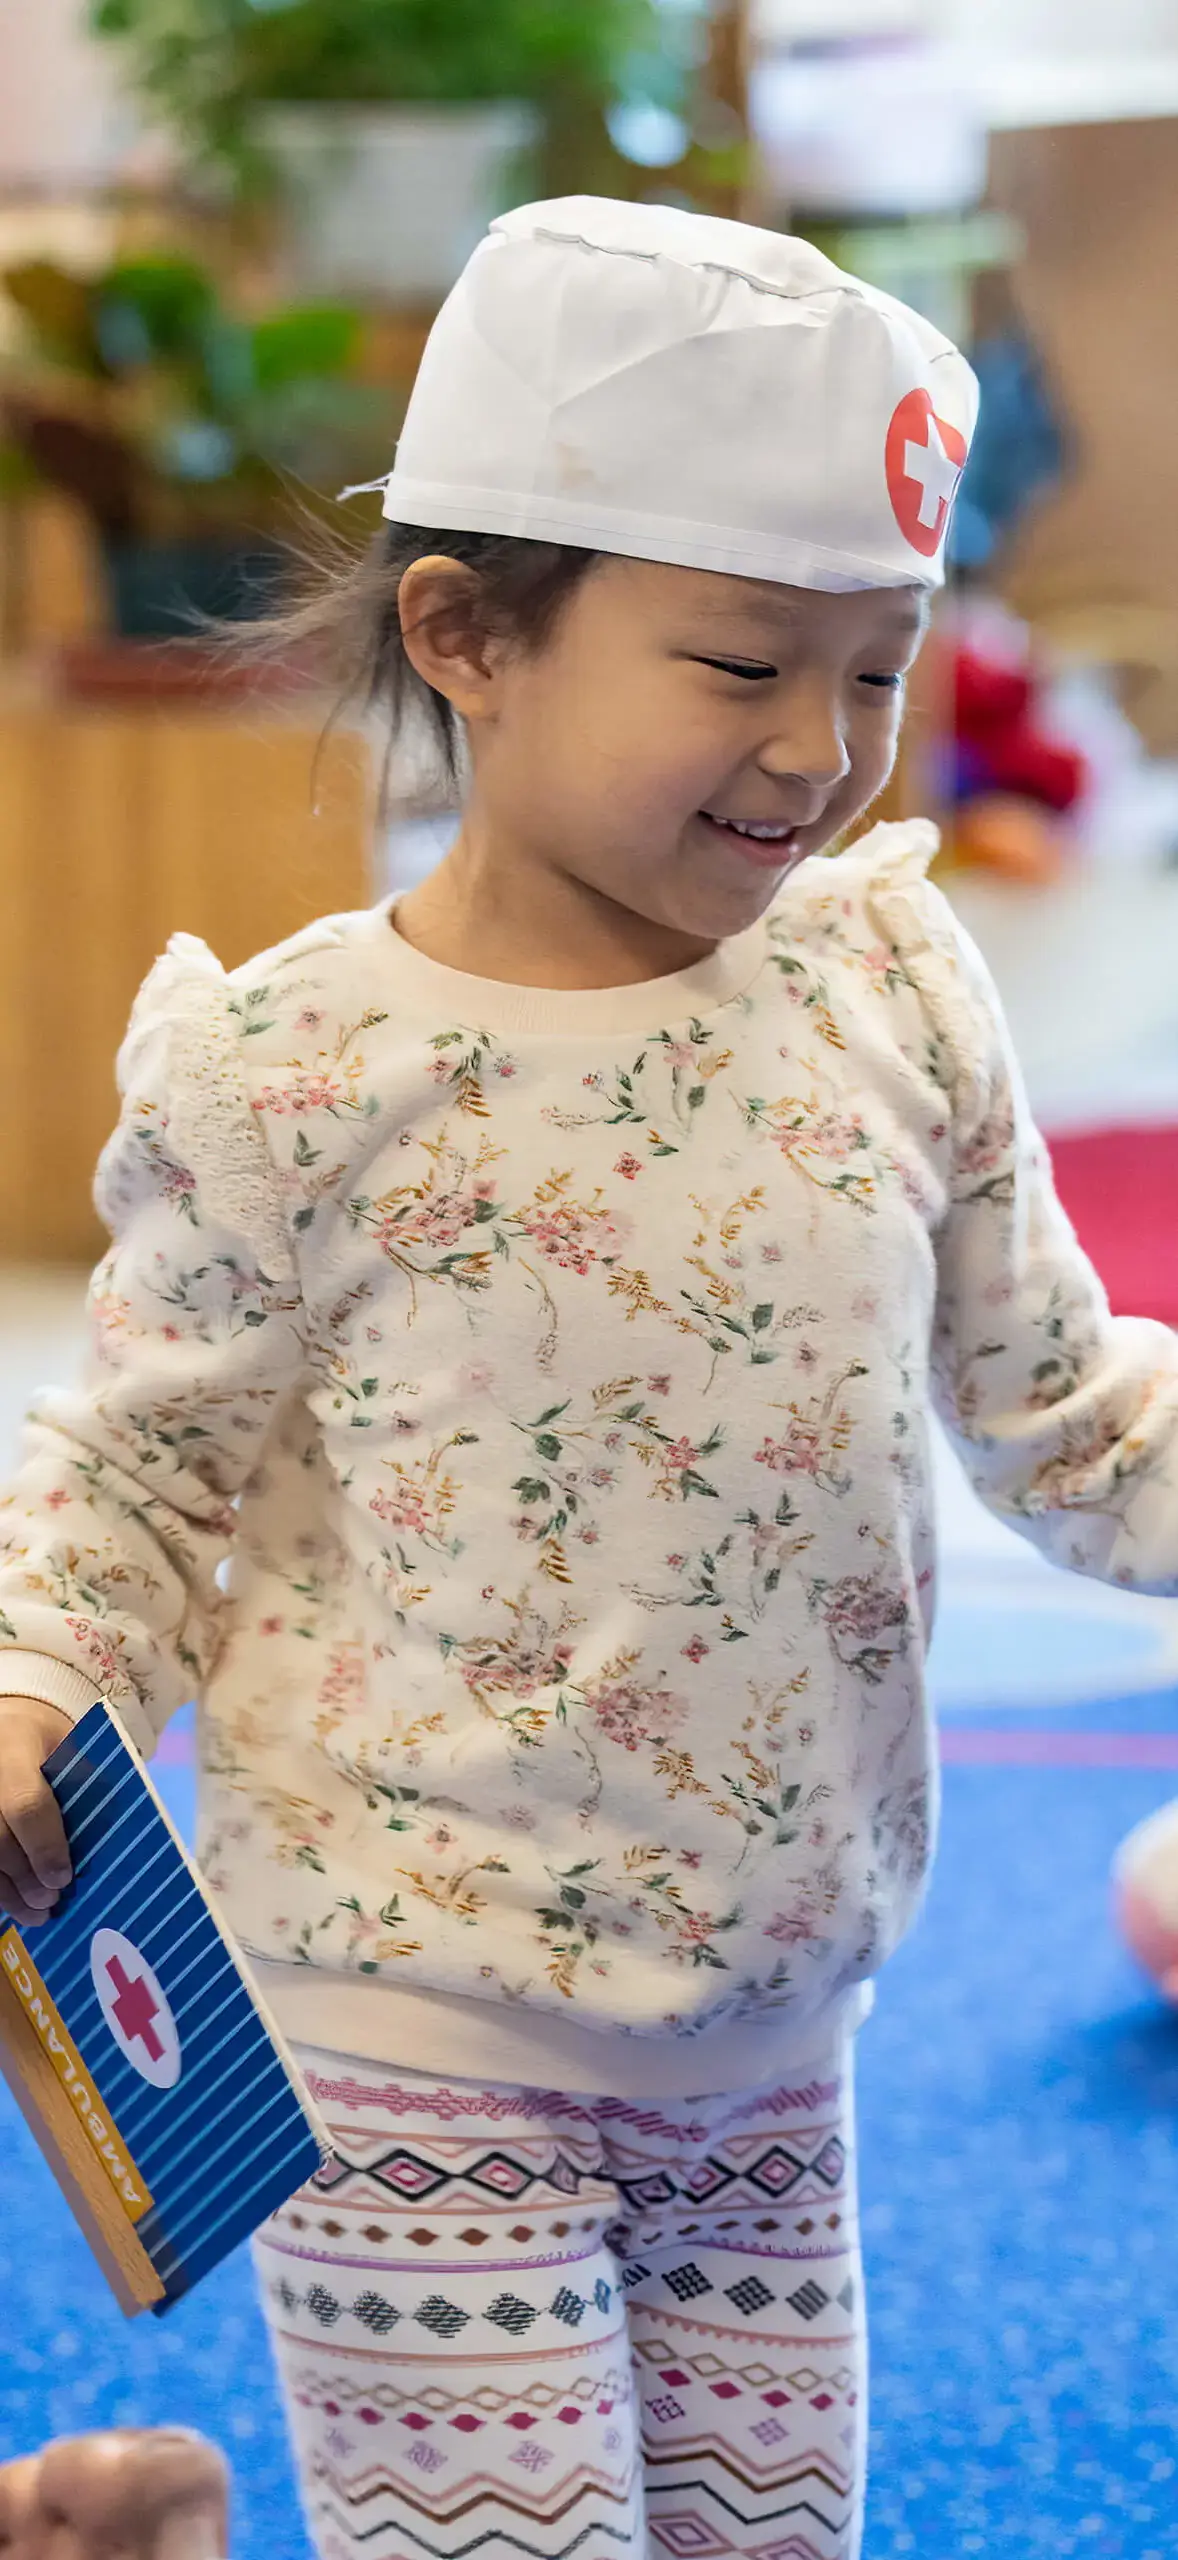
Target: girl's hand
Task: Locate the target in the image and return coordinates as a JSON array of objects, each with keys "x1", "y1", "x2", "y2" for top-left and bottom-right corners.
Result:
[
  {"x1": 0, "y1": 2428, "x2": 229, "y2": 2557},
  {"x1": 0, "y1": 1697, "x2": 74, "y2": 1930}
]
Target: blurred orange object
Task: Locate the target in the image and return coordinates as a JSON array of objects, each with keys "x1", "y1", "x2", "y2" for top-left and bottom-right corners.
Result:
[{"x1": 950, "y1": 793, "x2": 1068, "y2": 885}]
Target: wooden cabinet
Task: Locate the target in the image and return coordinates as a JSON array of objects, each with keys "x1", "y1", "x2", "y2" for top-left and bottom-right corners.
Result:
[{"x1": 0, "y1": 691, "x2": 373, "y2": 1260}]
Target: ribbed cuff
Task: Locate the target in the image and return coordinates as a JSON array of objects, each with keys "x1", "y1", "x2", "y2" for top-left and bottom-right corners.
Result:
[{"x1": 0, "y1": 1651, "x2": 104, "y2": 1723}]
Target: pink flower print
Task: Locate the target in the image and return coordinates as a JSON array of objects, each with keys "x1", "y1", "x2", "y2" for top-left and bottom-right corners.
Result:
[
  {"x1": 516, "y1": 1196, "x2": 622, "y2": 1277},
  {"x1": 366, "y1": 1326, "x2": 382, "y2": 1344},
  {"x1": 604, "y1": 1433, "x2": 624, "y2": 1454},
  {"x1": 589, "y1": 1675, "x2": 687, "y2": 1752},
  {"x1": 426, "y1": 1824, "x2": 454, "y2": 1850},
  {"x1": 161, "y1": 1324, "x2": 181, "y2": 1343},
  {"x1": 664, "y1": 1437, "x2": 699, "y2": 1475},
  {"x1": 371, "y1": 1484, "x2": 431, "y2": 1536},
  {"x1": 755, "y1": 1420, "x2": 823, "y2": 1477},
  {"x1": 582, "y1": 1071, "x2": 603, "y2": 1090},
  {"x1": 682, "y1": 1635, "x2": 709, "y2": 1664},
  {"x1": 862, "y1": 943, "x2": 895, "y2": 986},
  {"x1": 296, "y1": 1008, "x2": 324, "y2": 1031},
  {"x1": 760, "y1": 1243, "x2": 783, "y2": 1265},
  {"x1": 428, "y1": 1056, "x2": 453, "y2": 1085},
  {"x1": 459, "y1": 1360, "x2": 496, "y2": 1395},
  {"x1": 679, "y1": 1849, "x2": 703, "y2": 1870},
  {"x1": 648, "y1": 1375, "x2": 671, "y2": 1397},
  {"x1": 503, "y1": 1804, "x2": 537, "y2": 1831},
  {"x1": 824, "y1": 1572, "x2": 907, "y2": 1657},
  {"x1": 765, "y1": 1902, "x2": 821, "y2": 1948},
  {"x1": 796, "y1": 1721, "x2": 815, "y2": 1746},
  {"x1": 289, "y1": 1074, "x2": 344, "y2": 1114},
  {"x1": 45, "y1": 1488, "x2": 70, "y2": 1512},
  {"x1": 260, "y1": 1616, "x2": 285, "y2": 1636},
  {"x1": 851, "y1": 1291, "x2": 879, "y2": 1324},
  {"x1": 957, "y1": 1109, "x2": 1015, "y2": 1178},
  {"x1": 614, "y1": 1153, "x2": 643, "y2": 1181},
  {"x1": 163, "y1": 1167, "x2": 196, "y2": 1205},
  {"x1": 796, "y1": 1343, "x2": 818, "y2": 1367},
  {"x1": 588, "y1": 1467, "x2": 615, "y2": 1490},
  {"x1": 666, "y1": 1554, "x2": 685, "y2": 1571},
  {"x1": 805, "y1": 1109, "x2": 866, "y2": 1162},
  {"x1": 665, "y1": 1039, "x2": 697, "y2": 1067},
  {"x1": 495, "y1": 1059, "x2": 518, "y2": 1079}
]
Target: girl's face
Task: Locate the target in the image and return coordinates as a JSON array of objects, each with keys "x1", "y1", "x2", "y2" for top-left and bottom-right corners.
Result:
[{"x1": 411, "y1": 554, "x2": 930, "y2": 947}]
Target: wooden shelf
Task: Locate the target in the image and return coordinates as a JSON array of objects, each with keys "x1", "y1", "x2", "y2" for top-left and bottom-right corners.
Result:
[{"x1": 0, "y1": 685, "x2": 374, "y2": 1261}]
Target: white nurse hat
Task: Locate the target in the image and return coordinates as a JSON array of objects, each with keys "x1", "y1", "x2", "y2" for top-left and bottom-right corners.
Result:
[{"x1": 378, "y1": 195, "x2": 979, "y2": 594}]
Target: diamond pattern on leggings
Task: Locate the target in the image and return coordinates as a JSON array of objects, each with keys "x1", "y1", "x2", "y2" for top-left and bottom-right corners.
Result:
[
  {"x1": 486, "y1": 2293, "x2": 540, "y2": 2337},
  {"x1": 726, "y1": 2273, "x2": 774, "y2": 2316},
  {"x1": 550, "y1": 2287, "x2": 586, "y2": 2327},
  {"x1": 305, "y1": 2285, "x2": 342, "y2": 2326},
  {"x1": 415, "y1": 2295, "x2": 471, "y2": 2339},
  {"x1": 787, "y1": 2279, "x2": 830, "y2": 2322},
  {"x1": 353, "y1": 2291, "x2": 400, "y2": 2337},
  {"x1": 664, "y1": 2262, "x2": 714, "y2": 2302}
]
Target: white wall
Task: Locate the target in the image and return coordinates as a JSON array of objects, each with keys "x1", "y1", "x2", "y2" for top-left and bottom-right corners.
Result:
[
  {"x1": 757, "y1": 0, "x2": 1178, "y2": 45},
  {"x1": 936, "y1": 0, "x2": 1178, "y2": 43},
  {"x1": 0, "y1": 0, "x2": 137, "y2": 188}
]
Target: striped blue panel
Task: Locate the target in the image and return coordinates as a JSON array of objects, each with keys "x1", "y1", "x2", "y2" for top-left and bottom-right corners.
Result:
[{"x1": 34, "y1": 1703, "x2": 323, "y2": 2313}]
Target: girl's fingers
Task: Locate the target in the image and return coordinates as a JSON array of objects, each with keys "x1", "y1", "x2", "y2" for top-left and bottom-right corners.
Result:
[{"x1": 0, "y1": 1816, "x2": 59, "y2": 1929}]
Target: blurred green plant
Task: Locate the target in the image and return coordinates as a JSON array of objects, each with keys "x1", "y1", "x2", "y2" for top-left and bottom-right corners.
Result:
[
  {"x1": 87, "y1": 0, "x2": 667, "y2": 183},
  {"x1": 0, "y1": 252, "x2": 394, "y2": 541}
]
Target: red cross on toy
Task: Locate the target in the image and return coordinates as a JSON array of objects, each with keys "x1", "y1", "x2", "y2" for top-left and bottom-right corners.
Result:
[
  {"x1": 104, "y1": 1953, "x2": 165, "y2": 2063},
  {"x1": 886, "y1": 388, "x2": 968, "y2": 559}
]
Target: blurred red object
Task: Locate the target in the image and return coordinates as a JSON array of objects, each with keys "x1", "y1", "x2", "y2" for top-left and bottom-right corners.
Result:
[
  {"x1": 1049, "y1": 1125, "x2": 1178, "y2": 1328},
  {"x1": 954, "y1": 649, "x2": 1031, "y2": 731},
  {"x1": 953, "y1": 642, "x2": 1088, "y2": 814}
]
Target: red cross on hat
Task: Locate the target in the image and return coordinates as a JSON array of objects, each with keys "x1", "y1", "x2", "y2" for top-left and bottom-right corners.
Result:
[{"x1": 886, "y1": 388, "x2": 968, "y2": 559}]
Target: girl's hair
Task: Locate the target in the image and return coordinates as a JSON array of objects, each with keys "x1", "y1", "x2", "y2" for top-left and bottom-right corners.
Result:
[{"x1": 264, "y1": 518, "x2": 599, "y2": 790}]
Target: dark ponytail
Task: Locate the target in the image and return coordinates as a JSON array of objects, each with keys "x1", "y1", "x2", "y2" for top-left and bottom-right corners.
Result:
[{"x1": 250, "y1": 516, "x2": 599, "y2": 791}]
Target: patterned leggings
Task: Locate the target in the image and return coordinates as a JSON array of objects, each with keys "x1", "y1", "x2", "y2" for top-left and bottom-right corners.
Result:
[{"x1": 253, "y1": 2041, "x2": 866, "y2": 2560}]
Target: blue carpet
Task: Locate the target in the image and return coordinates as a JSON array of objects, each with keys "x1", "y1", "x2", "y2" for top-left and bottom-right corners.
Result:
[{"x1": 3, "y1": 1726, "x2": 1178, "y2": 2555}]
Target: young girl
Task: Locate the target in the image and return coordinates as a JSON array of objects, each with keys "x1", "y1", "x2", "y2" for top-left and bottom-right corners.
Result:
[{"x1": 2, "y1": 197, "x2": 1177, "y2": 2560}]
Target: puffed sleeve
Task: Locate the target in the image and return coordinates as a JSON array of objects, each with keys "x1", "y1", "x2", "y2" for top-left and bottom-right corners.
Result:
[
  {"x1": 0, "y1": 936, "x2": 309, "y2": 1753},
  {"x1": 867, "y1": 839, "x2": 1178, "y2": 1593}
]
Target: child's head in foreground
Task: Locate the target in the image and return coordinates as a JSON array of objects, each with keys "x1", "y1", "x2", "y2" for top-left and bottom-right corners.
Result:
[{"x1": 310, "y1": 197, "x2": 978, "y2": 953}]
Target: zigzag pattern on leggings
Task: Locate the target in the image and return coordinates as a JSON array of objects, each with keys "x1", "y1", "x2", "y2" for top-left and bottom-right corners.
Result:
[{"x1": 254, "y1": 2041, "x2": 865, "y2": 2558}]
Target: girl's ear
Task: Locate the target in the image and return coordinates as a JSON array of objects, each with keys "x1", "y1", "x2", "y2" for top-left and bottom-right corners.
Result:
[{"x1": 397, "y1": 556, "x2": 502, "y2": 726}]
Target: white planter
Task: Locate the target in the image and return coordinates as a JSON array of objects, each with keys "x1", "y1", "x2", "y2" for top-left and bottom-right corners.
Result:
[
  {"x1": 751, "y1": 44, "x2": 987, "y2": 217},
  {"x1": 257, "y1": 102, "x2": 537, "y2": 301}
]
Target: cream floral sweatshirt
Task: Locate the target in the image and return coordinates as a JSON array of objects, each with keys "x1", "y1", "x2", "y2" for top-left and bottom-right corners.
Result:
[{"x1": 2, "y1": 820, "x2": 1177, "y2": 2097}]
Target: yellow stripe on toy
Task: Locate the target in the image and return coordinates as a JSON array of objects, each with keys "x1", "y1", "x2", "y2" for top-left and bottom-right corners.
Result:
[{"x1": 0, "y1": 1927, "x2": 154, "y2": 2223}]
